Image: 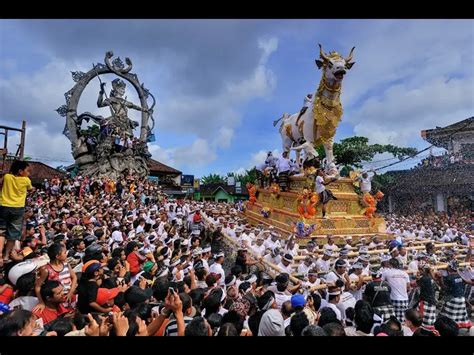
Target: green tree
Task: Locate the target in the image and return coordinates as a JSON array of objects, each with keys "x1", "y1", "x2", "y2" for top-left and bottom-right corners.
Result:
[
  {"x1": 200, "y1": 173, "x2": 225, "y2": 185},
  {"x1": 316, "y1": 136, "x2": 417, "y2": 176},
  {"x1": 80, "y1": 124, "x2": 100, "y2": 139},
  {"x1": 372, "y1": 172, "x2": 396, "y2": 193},
  {"x1": 235, "y1": 167, "x2": 257, "y2": 185}
]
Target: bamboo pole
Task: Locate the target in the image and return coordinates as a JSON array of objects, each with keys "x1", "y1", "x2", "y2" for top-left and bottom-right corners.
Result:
[
  {"x1": 295, "y1": 262, "x2": 472, "y2": 291},
  {"x1": 202, "y1": 214, "x2": 301, "y2": 284}
]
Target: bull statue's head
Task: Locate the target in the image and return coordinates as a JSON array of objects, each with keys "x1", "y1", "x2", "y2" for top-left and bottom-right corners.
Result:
[{"x1": 315, "y1": 44, "x2": 355, "y2": 83}]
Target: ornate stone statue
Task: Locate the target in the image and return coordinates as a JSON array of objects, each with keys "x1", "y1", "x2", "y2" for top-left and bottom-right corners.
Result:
[
  {"x1": 97, "y1": 78, "x2": 146, "y2": 137},
  {"x1": 56, "y1": 51, "x2": 156, "y2": 180}
]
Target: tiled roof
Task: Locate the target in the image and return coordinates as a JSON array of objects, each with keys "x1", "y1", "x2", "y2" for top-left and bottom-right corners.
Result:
[
  {"x1": 199, "y1": 182, "x2": 248, "y2": 196},
  {"x1": 1, "y1": 160, "x2": 66, "y2": 184},
  {"x1": 147, "y1": 159, "x2": 182, "y2": 175}
]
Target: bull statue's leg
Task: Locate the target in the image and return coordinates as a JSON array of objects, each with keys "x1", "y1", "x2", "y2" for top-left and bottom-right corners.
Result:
[{"x1": 323, "y1": 138, "x2": 335, "y2": 166}]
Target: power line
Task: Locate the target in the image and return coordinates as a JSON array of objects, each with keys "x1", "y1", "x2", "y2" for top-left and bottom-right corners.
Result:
[{"x1": 373, "y1": 119, "x2": 472, "y2": 172}]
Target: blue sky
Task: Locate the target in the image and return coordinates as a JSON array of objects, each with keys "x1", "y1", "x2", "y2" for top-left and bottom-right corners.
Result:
[{"x1": 1, "y1": 20, "x2": 473, "y2": 177}]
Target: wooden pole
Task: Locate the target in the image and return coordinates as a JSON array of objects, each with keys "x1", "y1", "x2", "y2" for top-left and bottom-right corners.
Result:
[{"x1": 20, "y1": 120, "x2": 26, "y2": 160}]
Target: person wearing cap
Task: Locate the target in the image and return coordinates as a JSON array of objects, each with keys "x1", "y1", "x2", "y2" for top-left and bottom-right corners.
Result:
[
  {"x1": 326, "y1": 286, "x2": 343, "y2": 321},
  {"x1": 251, "y1": 236, "x2": 266, "y2": 257},
  {"x1": 358, "y1": 254, "x2": 371, "y2": 276},
  {"x1": 381, "y1": 258, "x2": 410, "y2": 322},
  {"x1": 342, "y1": 236, "x2": 353, "y2": 251},
  {"x1": 277, "y1": 253, "x2": 294, "y2": 275},
  {"x1": 237, "y1": 225, "x2": 252, "y2": 247},
  {"x1": 323, "y1": 235, "x2": 339, "y2": 253},
  {"x1": 439, "y1": 260, "x2": 471, "y2": 327},
  {"x1": 263, "y1": 246, "x2": 282, "y2": 266},
  {"x1": 200, "y1": 246, "x2": 211, "y2": 272},
  {"x1": 363, "y1": 271, "x2": 394, "y2": 322},
  {"x1": 300, "y1": 241, "x2": 317, "y2": 256},
  {"x1": 396, "y1": 246, "x2": 408, "y2": 268},
  {"x1": 264, "y1": 231, "x2": 281, "y2": 251},
  {"x1": 338, "y1": 249, "x2": 351, "y2": 267},
  {"x1": 315, "y1": 250, "x2": 332, "y2": 275},
  {"x1": 303, "y1": 268, "x2": 322, "y2": 292},
  {"x1": 225, "y1": 220, "x2": 236, "y2": 238},
  {"x1": 298, "y1": 256, "x2": 314, "y2": 278},
  {"x1": 283, "y1": 236, "x2": 299, "y2": 257},
  {"x1": 326, "y1": 259, "x2": 351, "y2": 292},
  {"x1": 348, "y1": 263, "x2": 366, "y2": 301},
  {"x1": 209, "y1": 251, "x2": 225, "y2": 286},
  {"x1": 76, "y1": 260, "x2": 108, "y2": 314}
]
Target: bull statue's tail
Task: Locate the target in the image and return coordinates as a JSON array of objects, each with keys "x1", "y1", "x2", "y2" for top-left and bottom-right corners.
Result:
[{"x1": 273, "y1": 113, "x2": 287, "y2": 127}]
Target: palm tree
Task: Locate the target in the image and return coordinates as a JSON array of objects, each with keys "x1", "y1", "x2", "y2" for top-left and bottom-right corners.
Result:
[{"x1": 200, "y1": 173, "x2": 225, "y2": 185}]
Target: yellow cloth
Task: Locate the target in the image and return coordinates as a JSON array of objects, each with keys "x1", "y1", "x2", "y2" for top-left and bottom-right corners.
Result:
[{"x1": 0, "y1": 173, "x2": 32, "y2": 207}]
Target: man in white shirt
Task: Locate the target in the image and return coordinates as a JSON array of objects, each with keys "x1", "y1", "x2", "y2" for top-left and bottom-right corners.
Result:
[
  {"x1": 251, "y1": 236, "x2": 266, "y2": 257},
  {"x1": 314, "y1": 169, "x2": 338, "y2": 219},
  {"x1": 348, "y1": 263, "x2": 365, "y2": 301},
  {"x1": 209, "y1": 252, "x2": 226, "y2": 286},
  {"x1": 277, "y1": 254, "x2": 294, "y2": 275},
  {"x1": 355, "y1": 170, "x2": 375, "y2": 194},
  {"x1": 382, "y1": 258, "x2": 410, "y2": 322},
  {"x1": 323, "y1": 235, "x2": 339, "y2": 252},
  {"x1": 276, "y1": 151, "x2": 291, "y2": 192},
  {"x1": 302, "y1": 269, "x2": 322, "y2": 294},
  {"x1": 325, "y1": 259, "x2": 351, "y2": 292},
  {"x1": 264, "y1": 232, "x2": 281, "y2": 251},
  {"x1": 233, "y1": 227, "x2": 243, "y2": 242},
  {"x1": 325, "y1": 286, "x2": 343, "y2": 321},
  {"x1": 315, "y1": 250, "x2": 333, "y2": 275},
  {"x1": 267, "y1": 273, "x2": 294, "y2": 309},
  {"x1": 358, "y1": 254, "x2": 371, "y2": 276},
  {"x1": 415, "y1": 225, "x2": 425, "y2": 239},
  {"x1": 239, "y1": 226, "x2": 253, "y2": 248},
  {"x1": 297, "y1": 256, "x2": 314, "y2": 277},
  {"x1": 263, "y1": 247, "x2": 282, "y2": 266}
]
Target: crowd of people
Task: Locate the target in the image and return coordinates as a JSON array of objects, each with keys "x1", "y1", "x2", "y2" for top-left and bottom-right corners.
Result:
[{"x1": 0, "y1": 160, "x2": 473, "y2": 337}]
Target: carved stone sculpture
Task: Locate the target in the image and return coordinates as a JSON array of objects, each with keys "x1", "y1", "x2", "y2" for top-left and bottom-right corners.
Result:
[{"x1": 56, "y1": 51, "x2": 156, "y2": 180}]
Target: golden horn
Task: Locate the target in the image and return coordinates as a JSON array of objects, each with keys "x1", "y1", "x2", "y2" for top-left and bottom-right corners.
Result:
[
  {"x1": 345, "y1": 46, "x2": 355, "y2": 62},
  {"x1": 318, "y1": 43, "x2": 330, "y2": 62}
]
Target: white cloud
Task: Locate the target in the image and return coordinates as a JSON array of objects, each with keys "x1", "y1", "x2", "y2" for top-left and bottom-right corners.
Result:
[
  {"x1": 349, "y1": 76, "x2": 474, "y2": 146},
  {"x1": 171, "y1": 138, "x2": 217, "y2": 168},
  {"x1": 215, "y1": 127, "x2": 234, "y2": 149},
  {"x1": 249, "y1": 148, "x2": 281, "y2": 168},
  {"x1": 5, "y1": 123, "x2": 73, "y2": 165},
  {"x1": 233, "y1": 167, "x2": 247, "y2": 176}
]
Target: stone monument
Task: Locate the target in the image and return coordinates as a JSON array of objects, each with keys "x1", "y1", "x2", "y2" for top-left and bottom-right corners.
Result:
[{"x1": 56, "y1": 51, "x2": 156, "y2": 179}]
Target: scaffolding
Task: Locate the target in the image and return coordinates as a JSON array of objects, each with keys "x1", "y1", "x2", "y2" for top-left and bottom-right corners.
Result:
[{"x1": 0, "y1": 120, "x2": 26, "y2": 174}]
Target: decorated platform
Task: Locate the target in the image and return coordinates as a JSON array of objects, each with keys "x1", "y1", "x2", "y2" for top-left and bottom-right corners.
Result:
[{"x1": 243, "y1": 175, "x2": 386, "y2": 244}]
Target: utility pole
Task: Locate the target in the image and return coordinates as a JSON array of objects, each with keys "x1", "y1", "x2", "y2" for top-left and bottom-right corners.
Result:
[{"x1": 0, "y1": 120, "x2": 26, "y2": 173}]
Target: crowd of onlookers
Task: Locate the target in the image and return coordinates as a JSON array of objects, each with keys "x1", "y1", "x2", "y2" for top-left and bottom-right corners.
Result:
[{"x1": 0, "y1": 161, "x2": 472, "y2": 337}]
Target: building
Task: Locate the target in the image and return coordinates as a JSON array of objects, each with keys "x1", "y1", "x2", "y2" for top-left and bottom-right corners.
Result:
[
  {"x1": 197, "y1": 182, "x2": 248, "y2": 203},
  {"x1": 421, "y1": 117, "x2": 474, "y2": 161},
  {"x1": 147, "y1": 159, "x2": 185, "y2": 197},
  {"x1": 1, "y1": 160, "x2": 66, "y2": 186},
  {"x1": 382, "y1": 117, "x2": 474, "y2": 214}
]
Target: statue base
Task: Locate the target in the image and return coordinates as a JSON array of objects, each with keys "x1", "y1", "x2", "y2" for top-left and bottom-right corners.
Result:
[{"x1": 243, "y1": 176, "x2": 387, "y2": 245}]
